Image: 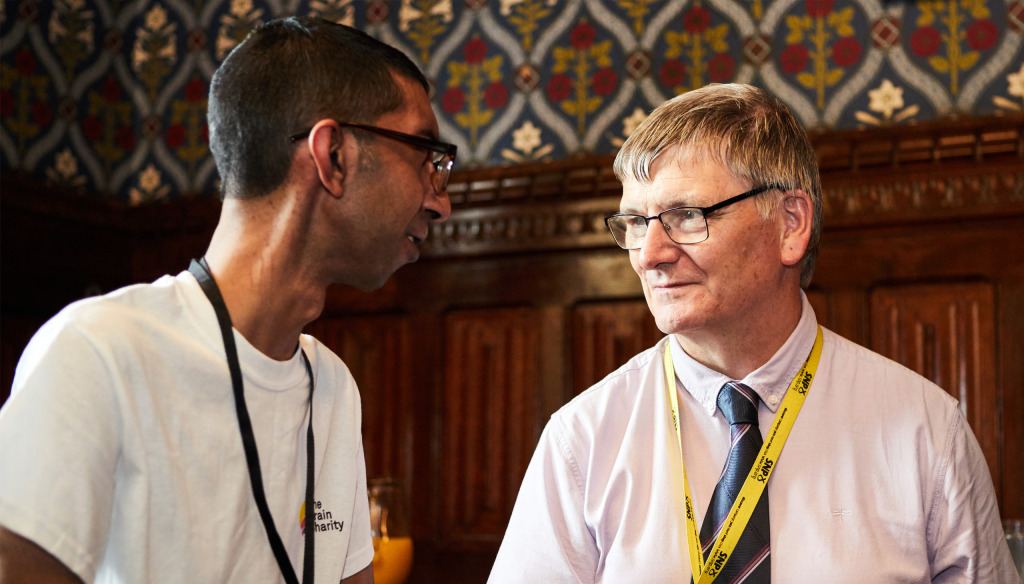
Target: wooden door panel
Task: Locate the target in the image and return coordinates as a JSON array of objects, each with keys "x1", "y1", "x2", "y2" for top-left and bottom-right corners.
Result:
[
  {"x1": 439, "y1": 307, "x2": 542, "y2": 550},
  {"x1": 869, "y1": 282, "x2": 1000, "y2": 500},
  {"x1": 306, "y1": 316, "x2": 416, "y2": 484},
  {"x1": 572, "y1": 299, "x2": 663, "y2": 394}
]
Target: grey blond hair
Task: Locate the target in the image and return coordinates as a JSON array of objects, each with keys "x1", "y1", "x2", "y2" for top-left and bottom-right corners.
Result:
[{"x1": 614, "y1": 83, "x2": 822, "y2": 288}]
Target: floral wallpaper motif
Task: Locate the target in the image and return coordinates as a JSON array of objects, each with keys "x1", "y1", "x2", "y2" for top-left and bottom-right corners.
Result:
[{"x1": 1, "y1": 0, "x2": 1022, "y2": 205}]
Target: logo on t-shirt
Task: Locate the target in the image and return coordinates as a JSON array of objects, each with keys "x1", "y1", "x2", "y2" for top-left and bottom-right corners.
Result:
[{"x1": 300, "y1": 500, "x2": 345, "y2": 535}]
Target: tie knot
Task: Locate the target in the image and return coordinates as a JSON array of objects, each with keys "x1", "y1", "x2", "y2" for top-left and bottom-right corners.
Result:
[{"x1": 717, "y1": 382, "x2": 760, "y2": 426}]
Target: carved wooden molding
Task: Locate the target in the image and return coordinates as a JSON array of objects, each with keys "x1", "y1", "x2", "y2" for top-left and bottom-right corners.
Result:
[
  {"x1": 822, "y1": 169, "x2": 1023, "y2": 223},
  {"x1": 424, "y1": 197, "x2": 617, "y2": 256},
  {"x1": 425, "y1": 169, "x2": 1024, "y2": 257},
  {"x1": 3, "y1": 114, "x2": 1021, "y2": 261},
  {"x1": 429, "y1": 114, "x2": 1024, "y2": 258}
]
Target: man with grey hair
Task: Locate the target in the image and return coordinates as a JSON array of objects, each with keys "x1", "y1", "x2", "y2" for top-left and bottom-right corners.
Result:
[
  {"x1": 0, "y1": 17, "x2": 454, "y2": 584},
  {"x1": 489, "y1": 83, "x2": 1015, "y2": 583}
]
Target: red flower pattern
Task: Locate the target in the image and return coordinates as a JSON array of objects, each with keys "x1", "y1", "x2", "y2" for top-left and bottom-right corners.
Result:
[
  {"x1": 5, "y1": 0, "x2": 1009, "y2": 192},
  {"x1": 911, "y1": 27, "x2": 942, "y2": 57},
  {"x1": 805, "y1": 0, "x2": 834, "y2": 19},
  {"x1": 547, "y1": 74, "x2": 573, "y2": 101},
  {"x1": 570, "y1": 22, "x2": 596, "y2": 49},
  {"x1": 966, "y1": 19, "x2": 998, "y2": 51},
  {"x1": 708, "y1": 54, "x2": 735, "y2": 82},
  {"x1": 14, "y1": 49, "x2": 35, "y2": 77},
  {"x1": 592, "y1": 68, "x2": 618, "y2": 96},
  {"x1": 102, "y1": 77, "x2": 121, "y2": 103},
  {"x1": 82, "y1": 116, "x2": 102, "y2": 141},
  {"x1": 464, "y1": 37, "x2": 487, "y2": 64},
  {"x1": 166, "y1": 124, "x2": 186, "y2": 148},
  {"x1": 659, "y1": 60, "x2": 686, "y2": 87},
  {"x1": 484, "y1": 82, "x2": 508, "y2": 109},
  {"x1": 442, "y1": 87, "x2": 465, "y2": 113},
  {"x1": 185, "y1": 78, "x2": 205, "y2": 102},
  {"x1": 780, "y1": 44, "x2": 809, "y2": 74},
  {"x1": 683, "y1": 6, "x2": 711, "y2": 34},
  {"x1": 831, "y1": 37, "x2": 862, "y2": 67}
]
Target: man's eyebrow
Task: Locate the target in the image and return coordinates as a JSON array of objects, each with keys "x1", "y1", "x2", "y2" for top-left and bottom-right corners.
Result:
[
  {"x1": 619, "y1": 194, "x2": 696, "y2": 215},
  {"x1": 414, "y1": 126, "x2": 440, "y2": 141}
]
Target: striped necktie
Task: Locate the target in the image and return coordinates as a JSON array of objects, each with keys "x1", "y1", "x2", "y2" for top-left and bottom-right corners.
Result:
[{"x1": 697, "y1": 381, "x2": 771, "y2": 583}]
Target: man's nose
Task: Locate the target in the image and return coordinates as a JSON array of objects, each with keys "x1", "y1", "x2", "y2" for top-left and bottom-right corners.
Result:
[
  {"x1": 425, "y1": 186, "x2": 451, "y2": 222},
  {"x1": 636, "y1": 218, "x2": 680, "y2": 269}
]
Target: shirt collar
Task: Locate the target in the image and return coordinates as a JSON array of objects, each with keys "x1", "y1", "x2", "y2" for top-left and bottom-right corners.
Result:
[{"x1": 671, "y1": 291, "x2": 819, "y2": 416}]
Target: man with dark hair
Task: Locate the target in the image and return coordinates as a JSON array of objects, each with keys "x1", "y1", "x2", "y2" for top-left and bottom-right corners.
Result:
[
  {"x1": 0, "y1": 17, "x2": 454, "y2": 583},
  {"x1": 489, "y1": 83, "x2": 1015, "y2": 583}
]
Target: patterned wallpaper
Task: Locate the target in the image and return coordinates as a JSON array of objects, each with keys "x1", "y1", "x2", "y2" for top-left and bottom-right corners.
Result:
[{"x1": 1, "y1": 0, "x2": 1022, "y2": 205}]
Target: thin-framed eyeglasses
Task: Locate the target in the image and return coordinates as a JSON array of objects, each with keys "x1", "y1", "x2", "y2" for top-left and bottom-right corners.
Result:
[
  {"x1": 289, "y1": 121, "x2": 457, "y2": 194},
  {"x1": 605, "y1": 185, "x2": 782, "y2": 249}
]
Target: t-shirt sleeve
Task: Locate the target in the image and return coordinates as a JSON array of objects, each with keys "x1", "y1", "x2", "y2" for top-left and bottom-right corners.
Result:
[
  {"x1": 927, "y1": 408, "x2": 1020, "y2": 583},
  {"x1": 341, "y1": 436, "x2": 374, "y2": 578},
  {"x1": 0, "y1": 316, "x2": 121, "y2": 582},
  {"x1": 488, "y1": 416, "x2": 597, "y2": 584}
]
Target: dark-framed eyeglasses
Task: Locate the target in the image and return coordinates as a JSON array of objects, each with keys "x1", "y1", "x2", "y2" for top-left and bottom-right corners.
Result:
[
  {"x1": 289, "y1": 121, "x2": 457, "y2": 194},
  {"x1": 604, "y1": 185, "x2": 781, "y2": 249}
]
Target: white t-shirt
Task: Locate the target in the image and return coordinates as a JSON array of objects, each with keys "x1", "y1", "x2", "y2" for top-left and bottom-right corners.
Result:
[
  {"x1": 0, "y1": 271, "x2": 374, "y2": 583},
  {"x1": 489, "y1": 293, "x2": 1017, "y2": 583}
]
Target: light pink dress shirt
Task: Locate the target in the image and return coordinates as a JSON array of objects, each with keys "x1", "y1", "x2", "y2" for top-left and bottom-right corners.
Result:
[{"x1": 490, "y1": 293, "x2": 1018, "y2": 583}]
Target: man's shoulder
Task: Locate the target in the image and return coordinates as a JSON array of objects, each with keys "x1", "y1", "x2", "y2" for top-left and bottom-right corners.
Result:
[
  {"x1": 821, "y1": 327, "x2": 957, "y2": 408},
  {"x1": 553, "y1": 337, "x2": 668, "y2": 421},
  {"x1": 27, "y1": 274, "x2": 195, "y2": 356},
  {"x1": 56, "y1": 273, "x2": 184, "y2": 323}
]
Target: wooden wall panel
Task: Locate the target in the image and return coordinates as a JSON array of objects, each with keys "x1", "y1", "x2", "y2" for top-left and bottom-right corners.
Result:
[
  {"x1": 996, "y1": 283, "x2": 1024, "y2": 520},
  {"x1": 572, "y1": 299, "x2": 663, "y2": 394},
  {"x1": 305, "y1": 315, "x2": 416, "y2": 487},
  {"x1": 439, "y1": 307, "x2": 542, "y2": 550},
  {"x1": 869, "y1": 282, "x2": 1001, "y2": 501}
]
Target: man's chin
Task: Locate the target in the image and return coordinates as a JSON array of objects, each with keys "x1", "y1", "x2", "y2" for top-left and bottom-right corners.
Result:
[
  {"x1": 652, "y1": 310, "x2": 701, "y2": 337},
  {"x1": 347, "y1": 269, "x2": 394, "y2": 293}
]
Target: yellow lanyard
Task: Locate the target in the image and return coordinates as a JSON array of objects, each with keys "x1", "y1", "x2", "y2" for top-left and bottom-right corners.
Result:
[{"x1": 664, "y1": 326, "x2": 823, "y2": 584}]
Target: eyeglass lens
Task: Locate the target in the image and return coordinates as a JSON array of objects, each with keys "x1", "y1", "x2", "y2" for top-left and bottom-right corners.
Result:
[
  {"x1": 431, "y1": 154, "x2": 453, "y2": 194},
  {"x1": 607, "y1": 208, "x2": 709, "y2": 249}
]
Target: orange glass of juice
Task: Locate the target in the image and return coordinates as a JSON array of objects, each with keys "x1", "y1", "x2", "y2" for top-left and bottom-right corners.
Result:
[{"x1": 369, "y1": 478, "x2": 413, "y2": 584}]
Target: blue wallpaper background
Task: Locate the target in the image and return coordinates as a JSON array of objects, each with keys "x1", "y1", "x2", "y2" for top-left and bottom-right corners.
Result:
[{"x1": 1, "y1": 0, "x2": 1022, "y2": 205}]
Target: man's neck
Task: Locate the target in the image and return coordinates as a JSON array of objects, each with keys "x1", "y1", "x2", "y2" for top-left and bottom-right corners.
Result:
[
  {"x1": 674, "y1": 293, "x2": 804, "y2": 380},
  {"x1": 202, "y1": 196, "x2": 326, "y2": 361}
]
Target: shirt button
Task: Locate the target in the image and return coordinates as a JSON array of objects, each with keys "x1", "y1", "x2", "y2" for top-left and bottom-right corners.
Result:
[{"x1": 768, "y1": 395, "x2": 779, "y2": 406}]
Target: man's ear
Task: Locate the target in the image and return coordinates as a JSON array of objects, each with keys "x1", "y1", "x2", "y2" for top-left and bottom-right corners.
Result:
[
  {"x1": 305, "y1": 120, "x2": 346, "y2": 199},
  {"x1": 779, "y1": 188, "x2": 812, "y2": 267}
]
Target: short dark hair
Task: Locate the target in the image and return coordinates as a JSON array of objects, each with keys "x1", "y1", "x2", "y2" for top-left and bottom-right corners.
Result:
[{"x1": 208, "y1": 17, "x2": 429, "y2": 199}]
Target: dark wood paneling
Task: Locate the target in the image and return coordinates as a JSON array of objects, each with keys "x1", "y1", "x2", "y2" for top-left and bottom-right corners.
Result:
[
  {"x1": 572, "y1": 299, "x2": 662, "y2": 394},
  {"x1": 438, "y1": 307, "x2": 542, "y2": 551},
  {"x1": 805, "y1": 288, "x2": 869, "y2": 345},
  {"x1": 870, "y1": 282, "x2": 1001, "y2": 502},
  {"x1": 305, "y1": 315, "x2": 416, "y2": 483},
  {"x1": 997, "y1": 283, "x2": 1024, "y2": 520}
]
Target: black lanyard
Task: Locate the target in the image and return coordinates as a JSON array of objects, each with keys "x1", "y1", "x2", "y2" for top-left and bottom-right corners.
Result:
[{"x1": 189, "y1": 258, "x2": 314, "y2": 584}]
